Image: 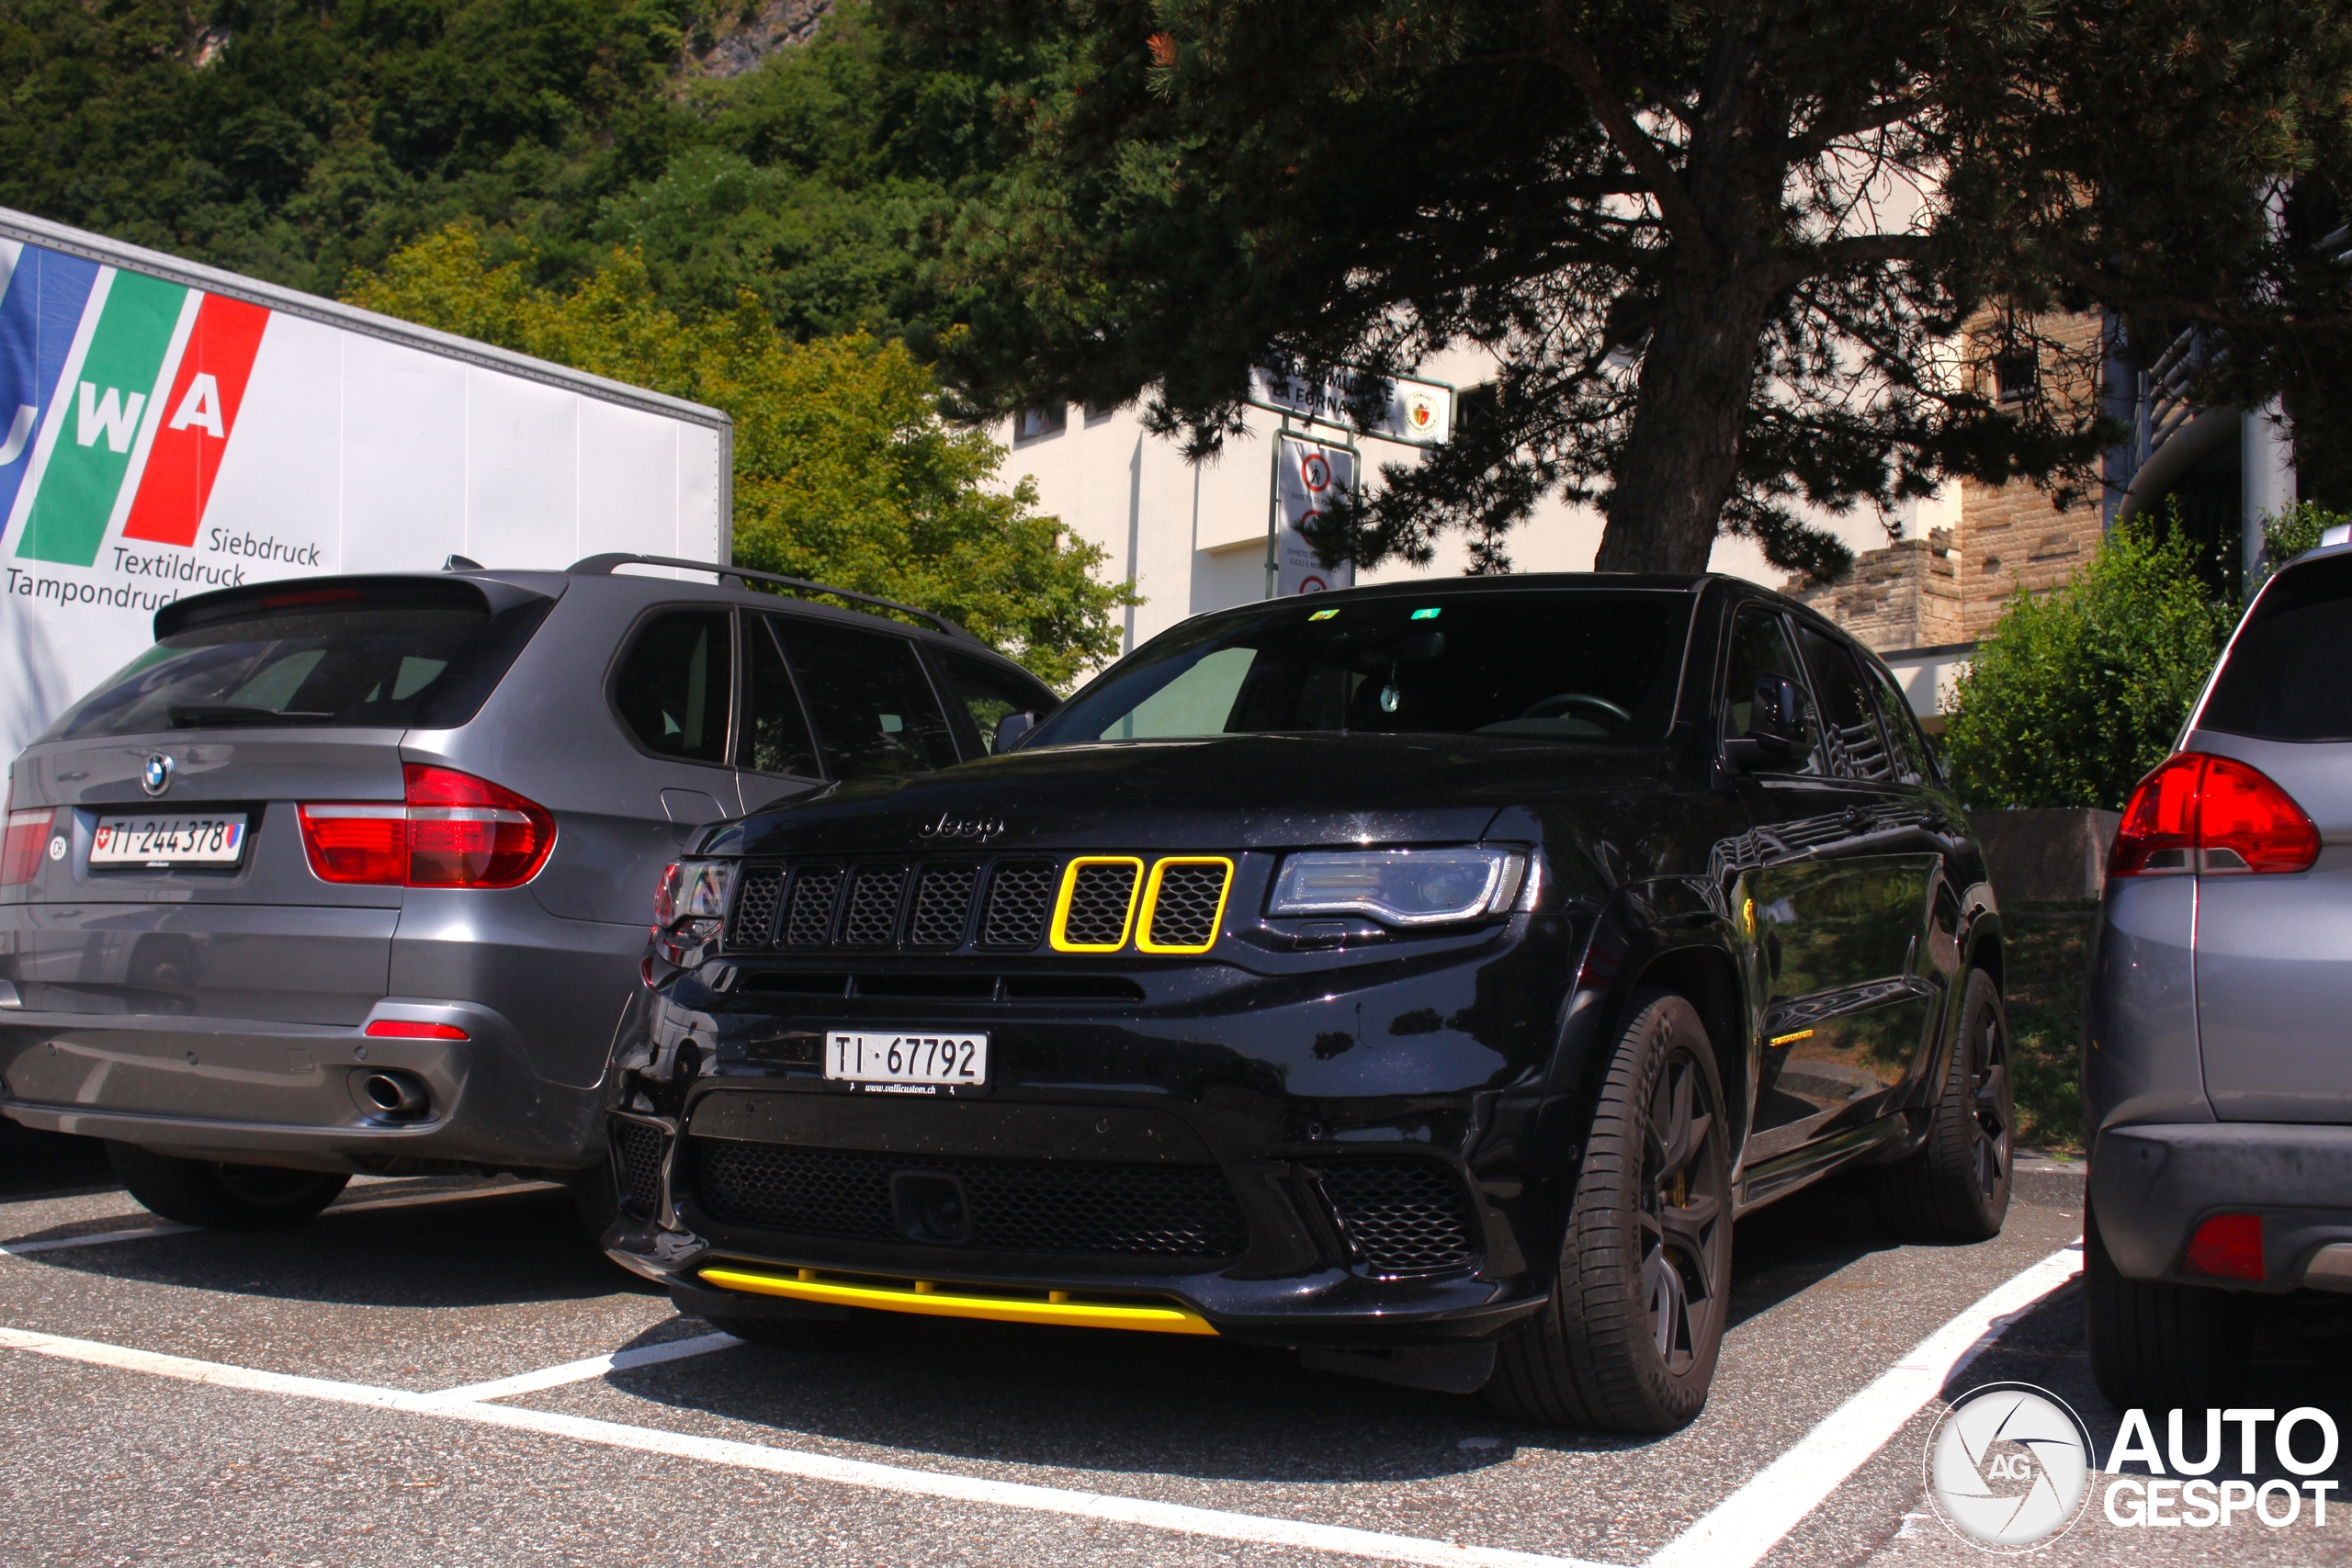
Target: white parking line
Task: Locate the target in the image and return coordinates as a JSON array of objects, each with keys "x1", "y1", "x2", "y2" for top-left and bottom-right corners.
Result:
[
  {"x1": 0, "y1": 1324, "x2": 1622, "y2": 1568},
  {"x1": 418, "y1": 1331, "x2": 741, "y2": 1406},
  {"x1": 0, "y1": 1179, "x2": 559, "y2": 1256},
  {"x1": 1645, "y1": 1241, "x2": 2084, "y2": 1568}
]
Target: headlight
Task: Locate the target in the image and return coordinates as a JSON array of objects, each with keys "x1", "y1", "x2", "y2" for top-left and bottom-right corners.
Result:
[
  {"x1": 652, "y1": 858, "x2": 732, "y2": 964},
  {"x1": 1269, "y1": 848, "x2": 1528, "y2": 927}
]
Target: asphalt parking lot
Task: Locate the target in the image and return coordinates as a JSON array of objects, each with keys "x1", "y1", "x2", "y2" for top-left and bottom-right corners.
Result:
[{"x1": 1, "y1": 1127, "x2": 2345, "y2": 1568}]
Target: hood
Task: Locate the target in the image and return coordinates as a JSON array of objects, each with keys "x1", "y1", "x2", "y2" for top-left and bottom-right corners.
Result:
[{"x1": 709, "y1": 732, "x2": 1668, "y2": 857}]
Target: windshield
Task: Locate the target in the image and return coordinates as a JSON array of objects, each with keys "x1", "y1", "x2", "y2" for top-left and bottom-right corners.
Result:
[
  {"x1": 1029, "y1": 589, "x2": 1690, "y2": 747},
  {"x1": 49, "y1": 598, "x2": 551, "y2": 740}
]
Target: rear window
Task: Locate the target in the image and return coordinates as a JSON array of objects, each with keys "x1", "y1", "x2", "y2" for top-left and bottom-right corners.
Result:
[
  {"x1": 48, "y1": 591, "x2": 551, "y2": 741},
  {"x1": 1027, "y1": 590, "x2": 1690, "y2": 746},
  {"x1": 2202, "y1": 554, "x2": 2352, "y2": 741}
]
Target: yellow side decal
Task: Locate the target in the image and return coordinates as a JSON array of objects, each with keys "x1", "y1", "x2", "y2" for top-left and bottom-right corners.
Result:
[
  {"x1": 698, "y1": 1266, "x2": 1216, "y2": 1336},
  {"x1": 1769, "y1": 1028, "x2": 1815, "y2": 1046},
  {"x1": 1048, "y1": 856, "x2": 1145, "y2": 953},
  {"x1": 1135, "y1": 856, "x2": 1236, "y2": 955}
]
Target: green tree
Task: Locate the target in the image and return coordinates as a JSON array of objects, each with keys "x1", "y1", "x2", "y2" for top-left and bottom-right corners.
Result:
[
  {"x1": 1941, "y1": 514, "x2": 2235, "y2": 811},
  {"x1": 896, "y1": 0, "x2": 2352, "y2": 580},
  {"x1": 344, "y1": 225, "x2": 1135, "y2": 685}
]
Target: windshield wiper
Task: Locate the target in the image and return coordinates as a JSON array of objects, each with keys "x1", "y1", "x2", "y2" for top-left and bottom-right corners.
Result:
[{"x1": 167, "y1": 704, "x2": 338, "y2": 728}]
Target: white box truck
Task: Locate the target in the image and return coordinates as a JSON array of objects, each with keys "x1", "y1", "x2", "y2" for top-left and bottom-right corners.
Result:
[{"x1": 0, "y1": 207, "x2": 733, "y2": 761}]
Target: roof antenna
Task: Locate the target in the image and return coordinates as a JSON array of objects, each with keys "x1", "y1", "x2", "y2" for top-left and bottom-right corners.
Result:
[{"x1": 443, "y1": 554, "x2": 483, "y2": 571}]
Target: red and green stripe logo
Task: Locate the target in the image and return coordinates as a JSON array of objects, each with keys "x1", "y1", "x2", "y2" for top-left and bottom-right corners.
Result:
[{"x1": 0, "y1": 243, "x2": 272, "y2": 567}]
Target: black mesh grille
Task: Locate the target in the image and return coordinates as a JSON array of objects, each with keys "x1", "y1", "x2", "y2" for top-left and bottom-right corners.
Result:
[
  {"x1": 689, "y1": 1139, "x2": 1249, "y2": 1259},
  {"x1": 842, "y1": 864, "x2": 908, "y2": 946},
  {"x1": 908, "y1": 864, "x2": 978, "y2": 948},
  {"x1": 1321, "y1": 1161, "x2": 1477, "y2": 1274},
  {"x1": 1059, "y1": 862, "x2": 1139, "y2": 947},
  {"x1": 980, "y1": 862, "x2": 1056, "y2": 948},
  {"x1": 1146, "y1": 863, "x2": 1228, "y2": 949},
  {"x1": 729, "y1": 864, "x2": 785, "y2": 949},
  {"x1": 785, "y1": 865, "x2": 843, "y2": 946},
  {"x1": 613, "y1": 1121, "x2": 666, "y2": 1218}
]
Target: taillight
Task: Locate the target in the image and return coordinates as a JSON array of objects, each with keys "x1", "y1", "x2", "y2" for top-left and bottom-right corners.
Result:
[
  {"x1": 2184, "y1": 1213, "x2": 2265, "y2": 1280},
  {"x1": 2108, "y1": 752, "x2": 2319, "y2": 878},
  {"x1": 401, "y1": 765, "x2": 555, "y2": 887},
  {"x1": 1, "y1": 807, "x2": 53, "y2": 886},
  {"x1": 364, "y1": 1019, "x2": 469, "y2": 1041},
  {"x1": 297, "y1": 766, "x2": 557, "y2": 889}
]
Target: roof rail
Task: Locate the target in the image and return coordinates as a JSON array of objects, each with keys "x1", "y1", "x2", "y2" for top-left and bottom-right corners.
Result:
[{"x1": 567, "y1": 553, "x2": 974, "y2": 642}]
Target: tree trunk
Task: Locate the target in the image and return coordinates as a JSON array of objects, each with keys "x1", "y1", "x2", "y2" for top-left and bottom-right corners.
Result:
[{"x1": 1591, "y1": 268, "x2": 1774, "y2": 574}]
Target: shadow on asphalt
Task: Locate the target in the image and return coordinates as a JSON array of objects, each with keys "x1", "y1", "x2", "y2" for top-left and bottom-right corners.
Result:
[
  {"x1": 0, "y1": 1122, "x2": 115, "y2": 1201},
  {"x1": 18, "y1": 1184, "x2": 664, "y2": 1308},
  {"x1": 1948, "y1": 1278, "x2": 2352, "y2": 1485}
]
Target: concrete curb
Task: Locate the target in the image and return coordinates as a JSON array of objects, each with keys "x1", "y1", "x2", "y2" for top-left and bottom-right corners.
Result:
[{"x1": 2013, "y1": 1148, "x2": 2086, "y2": 1209}]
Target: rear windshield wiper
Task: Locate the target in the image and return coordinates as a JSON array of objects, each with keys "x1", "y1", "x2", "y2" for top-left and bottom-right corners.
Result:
[{"x1": 166, "y1": 704, "x2": 339, "y2": 728}]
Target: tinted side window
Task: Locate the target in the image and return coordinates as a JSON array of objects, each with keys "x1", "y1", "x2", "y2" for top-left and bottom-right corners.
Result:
[
  {"x1": 775, "y1": 620, "x2": 959, "y2": 781},
  {"x1": 1795, "y1": 626, "x2": 1894, "y2": 782},
  {"x1": 742, "y1": 617, "x2": 820, "y2": 777},
  {"x1": 2202, "y1": 554, "x2": 2352, "y2": 740},
  {"x1": 1860, "y1": 659, "x2": 1936, "y2": 784},
  {"x1": 1720, "y1": 604, "x2": 1822, "y2": 774},
  {"x1": 612, "y1": 610, "x2": 732, "y2": 763},
  {"x1": 934, "y1": 650, "x2": 1056, "y2": 754}
]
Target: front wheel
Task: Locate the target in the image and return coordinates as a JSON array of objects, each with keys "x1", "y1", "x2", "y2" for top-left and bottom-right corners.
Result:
[
  {"x1": 1487, "y1": 988, "x2": 1733, "y2": 1432},
  {"x1": 107, "y1": 1142, "x2": 349, "y2": 1230}
]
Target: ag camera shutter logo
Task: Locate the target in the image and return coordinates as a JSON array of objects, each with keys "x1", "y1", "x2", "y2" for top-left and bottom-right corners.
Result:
[{"x1": 1924, "y1": 1382, "x2": 2095, "y2": 1551}]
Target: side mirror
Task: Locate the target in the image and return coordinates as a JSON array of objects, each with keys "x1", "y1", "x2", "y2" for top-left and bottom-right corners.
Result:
[
  {"x1": 1725, "y1": 674, "x2": 1805, "y2": 770},
  {"x1": 993, "y1": 711, "x2": 1039, "y2": 752}
]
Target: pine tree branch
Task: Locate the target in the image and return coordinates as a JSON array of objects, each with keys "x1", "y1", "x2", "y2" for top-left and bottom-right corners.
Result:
[{"x1": 1539, "y1": 8, "x2": 1713, "y2": 257}]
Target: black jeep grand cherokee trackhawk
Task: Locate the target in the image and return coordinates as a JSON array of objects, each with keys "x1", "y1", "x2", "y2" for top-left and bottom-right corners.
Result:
[{"x1": 601, "y1": 573, "x2": 2011, "y2": 1431}]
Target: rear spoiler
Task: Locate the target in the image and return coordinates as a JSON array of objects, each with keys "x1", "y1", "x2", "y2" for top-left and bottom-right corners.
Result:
[{"x1": 155, "y1": 574, "x2": 551, "y2": 639}]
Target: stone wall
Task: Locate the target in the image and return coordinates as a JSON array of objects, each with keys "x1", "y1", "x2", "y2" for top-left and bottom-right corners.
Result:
[{"x1": 1781, "y1": 311, "x2": 2109, "y2": 657}]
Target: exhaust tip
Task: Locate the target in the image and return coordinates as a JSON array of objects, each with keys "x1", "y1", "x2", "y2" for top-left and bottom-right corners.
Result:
[{"x1": 358, "y1": 1069, "x2": 430, "y2": 1120}]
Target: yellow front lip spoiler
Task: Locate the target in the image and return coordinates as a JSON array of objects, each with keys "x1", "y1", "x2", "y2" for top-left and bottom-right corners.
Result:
[{"x1": 698, "y1": 1266, "x2": 1218, "y2": 1337}]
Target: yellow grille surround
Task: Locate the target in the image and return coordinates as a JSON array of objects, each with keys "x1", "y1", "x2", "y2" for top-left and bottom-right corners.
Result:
[
  {"x1": 1048, "y1": 856, "x2": 1145, "y2": 952},
  {"x1": 698, "y1": 1264, "x2": 1216, "y2": 1336},
  {"x1": 1136, "y1": 856, "x2": 1237, "y2": 954},
  {"x1": 1046, "y1": 853, "x2": 1235, "y2": 956}
]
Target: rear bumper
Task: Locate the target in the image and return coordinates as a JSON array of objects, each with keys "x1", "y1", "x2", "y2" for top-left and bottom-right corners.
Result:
[
  {"x1": 2091, "y1": 1122, "x2": 2352, "y2": 1291},
  {"x1": 0, "y1": 998, "x2": 605, "y2": 1172}
]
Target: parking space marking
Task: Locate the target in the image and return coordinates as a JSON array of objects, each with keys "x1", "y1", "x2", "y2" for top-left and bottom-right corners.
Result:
[
  {"x1": 1646, "y1": 1241, "x2": 2083, "y2": 1568},
  {"x1": 0, "y1": 1179, "x2": 560, "y2": 1257},
  {"x1": 0, "y1": 1221, "x2": 198, "y2": 1255},
  {"x1": 0, "y1": 1324, "x2": 1622, "y2": 1568},
  {"x1": 418, "y1": 1331, "x2": 741, "y2": 1406}
]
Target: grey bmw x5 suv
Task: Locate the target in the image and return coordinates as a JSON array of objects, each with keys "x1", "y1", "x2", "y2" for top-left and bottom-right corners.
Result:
[
  {"x1": 0, "y1": 555, "x2": 1051, "y2": 1229},
  {"x1": 2087, "y1": 534, "x2": 2352, "y2": 1405}
]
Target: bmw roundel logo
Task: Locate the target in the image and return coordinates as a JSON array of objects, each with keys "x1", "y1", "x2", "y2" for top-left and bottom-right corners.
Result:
[{"x1": 140, "y1": 753, "x2": 175, "y2": 797}]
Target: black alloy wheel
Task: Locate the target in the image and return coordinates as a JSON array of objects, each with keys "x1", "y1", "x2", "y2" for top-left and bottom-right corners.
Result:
[
  {"x1": 1872, "y1": 968, "x2": 2013, "y2": 1242},
  {"x1": 1487, "y1": 988, "x2": 1733, "y2": 1432},
  {"x1": 1641, "y1": 1043, "x2": 1729, "y2": 1378}
]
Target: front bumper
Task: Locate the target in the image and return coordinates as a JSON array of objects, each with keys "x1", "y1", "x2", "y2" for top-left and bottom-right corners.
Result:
[
  {"x1": 601, "y1": 923, "x2": 1584, "y2": 1346},
  {"x1": 0, "y1": 998, "x2": 603, "y2": 1173},
  {"x1": 2091, "y1": 1122, "x2": 2352, "y2": 1292}
]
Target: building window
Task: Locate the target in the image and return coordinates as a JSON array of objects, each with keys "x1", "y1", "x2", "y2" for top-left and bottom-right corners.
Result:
[
  {"x1": 1994, "y1": 351, "x2": 2038, "y2": 405},
  {"x1": 1015, "y1": 404, "x2": 1068, "y2": 442},
  {"x1": 1082, "y1": 401, "x2": 1117, "y2": 425}
]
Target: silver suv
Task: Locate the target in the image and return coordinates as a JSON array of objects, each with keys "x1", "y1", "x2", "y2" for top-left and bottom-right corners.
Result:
[
  {"x1": 0, "y1": 556, "x2": 1052, "y2": 1230},
  {"x1": 2086, "y1": 537, "x2": 2352, "y2": 1405}
]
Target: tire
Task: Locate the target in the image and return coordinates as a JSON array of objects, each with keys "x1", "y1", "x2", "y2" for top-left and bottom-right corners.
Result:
[
  {"x1": 106, "y1": 1142, "x2": 348, "y2": 1231},
  {"x1": 1487, "y1": 988, "x2": 1733, "y2": 1432},
  {"x1": 1872, "y1": 968, "x2": 2012, "y2": 1242},
  {"x1": 706, "y1": 1311, "x2": 897, "y2": 1351},
  {"x1": 2085, "y1": 1203, "x2": 2249, "y2": 1409}
]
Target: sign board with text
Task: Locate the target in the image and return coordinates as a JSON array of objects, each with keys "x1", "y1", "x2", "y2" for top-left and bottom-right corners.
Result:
[
  {"x1": 0, "y1": 209, "x2": 731, "y2": 761},
  {"x1": 1247, "y1": 365, "x2": 1453, "y2": 446}
]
